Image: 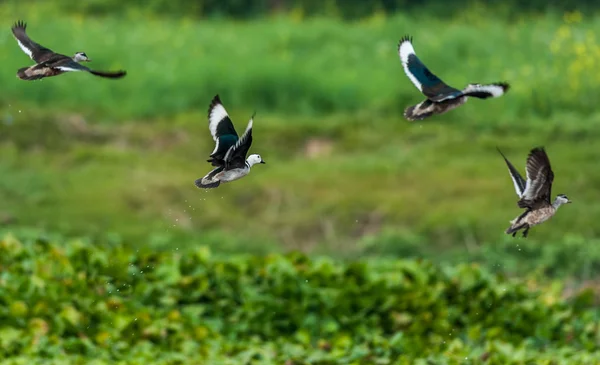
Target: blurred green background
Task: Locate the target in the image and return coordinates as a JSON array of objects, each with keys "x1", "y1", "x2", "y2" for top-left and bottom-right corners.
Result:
[
  {"x1": 2, "y1": 0, "x2": 600, "y2": 275},
  {"x1": 2, "y1": 0, "x2": 600, "y2": 364}
]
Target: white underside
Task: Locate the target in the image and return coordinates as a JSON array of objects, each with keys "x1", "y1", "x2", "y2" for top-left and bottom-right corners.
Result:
[
  {"x1": 218, "y1": 167, "x2": 250, "y2": 182},
  {"x1": 202, "y1": 166, "x2": 250, "y2": 185}
]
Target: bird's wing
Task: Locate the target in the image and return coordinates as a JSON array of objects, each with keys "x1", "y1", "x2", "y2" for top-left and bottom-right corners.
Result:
[
  {"x1": 497, "y1": 147, "x2": 527, "y2": 198},
  {"x1": 11, "y1": 21, "x2": 55, "y2": 63},
  {"x1": 207, "y1": 95, "x2": 239, "y2": 161},
  {"x1": 88, "y1": 69, "x2": 127, "y2": 79},
  {"x1": 52, "y1": 59, "x2": 90, "y2": 72},
  {"x1": 398, "y1": 35, "x2": 462, "y2": 102},
  {"x1": 54, "y1": 60, "x2": 125, "y2": 78},
  {"x1": 224, "y1": 117, "x2": 254, "y2": 169},
  {"x1": 518, "y1": 147, "x2": 555, "y2": 208},
  {"x1": 461, "y1": 83, "x2": 510, "y2": 99}
]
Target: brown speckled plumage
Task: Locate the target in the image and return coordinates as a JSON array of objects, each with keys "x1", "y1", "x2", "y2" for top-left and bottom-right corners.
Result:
[{"x1": 499, "y1": 147, "x2": 571, "y2": 238}]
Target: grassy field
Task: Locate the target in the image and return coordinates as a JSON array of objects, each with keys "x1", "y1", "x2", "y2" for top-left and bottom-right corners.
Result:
[
  {"x1": 2, "y1": 4, "x2": 600, "y2": 273},
  {"x1": 0, "y1": 233, "x2": 599, "y2": 364}
]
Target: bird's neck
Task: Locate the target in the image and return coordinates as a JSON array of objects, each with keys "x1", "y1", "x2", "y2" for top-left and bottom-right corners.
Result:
[{"x1": 552, "y1": 199, "x2": 565, "y2": 210}]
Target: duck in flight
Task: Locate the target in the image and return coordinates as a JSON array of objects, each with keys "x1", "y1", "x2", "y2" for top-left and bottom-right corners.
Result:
[
  {"x1": 398, "y1": 35, "x2": 509, "y2": 121},
  {"x1": 195, "y1": 95, "x2": 266, "y2": 189},
  {"x1": 11, "y1": 20, "x2": 126, "y2": 81},
  {"x1": 497, "y1": 147, "x2": 571, "y2": 238}
]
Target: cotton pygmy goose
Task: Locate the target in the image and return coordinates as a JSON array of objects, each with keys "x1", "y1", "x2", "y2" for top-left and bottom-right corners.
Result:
[
  {"x1": 195, "y1": 95, "x2": 266, "y2": 189},
  {"x1": 11, "y1": 20, "x2": 126, "y2": 80},
  {"x1": 398, "y1": 35, "x2": 509, "y2": 121},
  {"x1": 497, "y1": 147, "x2": 571, "y2": 238}
]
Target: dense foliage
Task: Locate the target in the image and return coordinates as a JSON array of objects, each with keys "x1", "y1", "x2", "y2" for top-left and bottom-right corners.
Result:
[{"x1": 0, "y1": 233, "x2": 599, "y2": 364}]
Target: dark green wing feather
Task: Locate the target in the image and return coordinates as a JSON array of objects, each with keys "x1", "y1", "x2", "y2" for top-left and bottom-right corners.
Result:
[{"x1": 206, "y1": 95, "x2": 239, "y2": 166}]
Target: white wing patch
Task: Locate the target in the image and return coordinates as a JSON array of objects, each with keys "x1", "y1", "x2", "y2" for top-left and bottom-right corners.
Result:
[
  {"x1": 55, "y1": 66, "x2": 84, "y2": 72},
  {"x1": 398, "y1": 39, "x2": 423, "y2": 92},
  {"x1": 211, "y1": 136, "x2": 220, "y2": 155},
  {"x1": 15, "y1": 38, "x2": 33, "y2": 60},
  {"x1": 509, "y1": 172, "x2": 525, "y2": 198},
  {"x1": 208, "y1": 102, "x2": 229, "y2": 142},
  {"x1": 521, "y1": 179, "x2": 533, "y2": 200},
  {"x1": 462, "y1": 84, "x2": 506, "y2": 98}
]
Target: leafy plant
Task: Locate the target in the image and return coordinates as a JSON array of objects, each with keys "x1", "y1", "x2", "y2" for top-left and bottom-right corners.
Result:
[{"x1": 0, "y1": 233, "x2": 599, "y2": 363}]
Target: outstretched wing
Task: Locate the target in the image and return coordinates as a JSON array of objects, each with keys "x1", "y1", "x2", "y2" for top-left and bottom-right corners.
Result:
[
  {"x1": 53, "y1": 59, "x2": 126, "y2": 79},
  {"x1": 224, "y1": 116, "x2": 254, "y2": 170},
  {"x1": 11, "y1": 21, "x2": 55, "y2": 63},
  {"x1": 518, "y1": 147, "x2": 554, "y2": 209},
  {"x1": 497, "y1": 147, "x2": 526, "y2": 198},
  {"x1": 207, "y1": 95, "x2": 239, "y2": 165},
  {"x1": 461, "y1": 82, "x2": 510, "y2": 99},
  {"x1": 88, "y1": 69, "x2": 127, "y2": 79},
  {"x1": 398, "y1": 35, "x2": 462, "y2": 102}
]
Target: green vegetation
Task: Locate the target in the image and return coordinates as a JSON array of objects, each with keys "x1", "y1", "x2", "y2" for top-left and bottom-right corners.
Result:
[
  {"x1": 3, "y1": 2, "x2": 600, "y2": 363},
  {"x1": 0, "y1": 233, "x2": 599, "y2": 364}
]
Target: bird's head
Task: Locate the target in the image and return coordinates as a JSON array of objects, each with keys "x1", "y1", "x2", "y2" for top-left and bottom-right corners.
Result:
[
  {"x1": 73, "y1": 52, "x2": 91, "y2": 62},
  {"x1": 247, "y1": 154, "x2": 266, "y2": 167},
  {"x1": 555, "y1": 194, "x2": 572, "y2": 205}
]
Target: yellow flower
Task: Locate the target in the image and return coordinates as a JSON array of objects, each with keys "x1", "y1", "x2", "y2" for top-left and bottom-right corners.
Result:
[{"x1": 564, "y1": 10, "x2": 583, "y2": 24}]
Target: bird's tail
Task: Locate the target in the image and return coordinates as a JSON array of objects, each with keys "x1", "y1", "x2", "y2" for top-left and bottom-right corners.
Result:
[
  {"x1": 194, "y1": 178, "x2": 220, "y2": 189},
  {"x1": 505, "y1": 222, "x2": 527, "y2": 235},
  {"x1": 89, "y1": 70, "x2": 127, "y2": 79},
  {"x1": 17, "y1": 67, "x2": 44, "y2": 81},
  {"x1": 194, "y1": 166, "x2": 223, "y2": 189},
  {"x1": 404, "y1": 99, "x2": 434, "y2": 121}
]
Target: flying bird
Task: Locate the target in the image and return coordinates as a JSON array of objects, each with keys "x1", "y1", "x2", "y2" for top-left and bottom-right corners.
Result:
[
  {"x1": 195, "y1": 95, "x2": 266, "y2": 189},
  {"x1": 11, "y1": 20, "x2": 126, "y2": 81},
  {"x1": 497, "y1": 147, "x2": 571, "y2": 238},
  {"x1": 398, "y1": 35, "x2": 509, "y2": 121}
]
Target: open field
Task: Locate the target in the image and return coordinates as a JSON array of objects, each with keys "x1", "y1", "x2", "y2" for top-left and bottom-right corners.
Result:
[{"x1": 1, "y1": 6, "x2": 600, "y2": 266}]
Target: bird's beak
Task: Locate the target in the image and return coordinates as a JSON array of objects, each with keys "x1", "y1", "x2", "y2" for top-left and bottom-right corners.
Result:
[
  {"x1": 260, "y1": 160, "x2": 266, "y2": 164},
  {"x1": 567, "y1": 200, "x2": 572, "y2": 204},
  {"x1": 85, "y1": 59, "x2": 92, "y2": 62}
]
